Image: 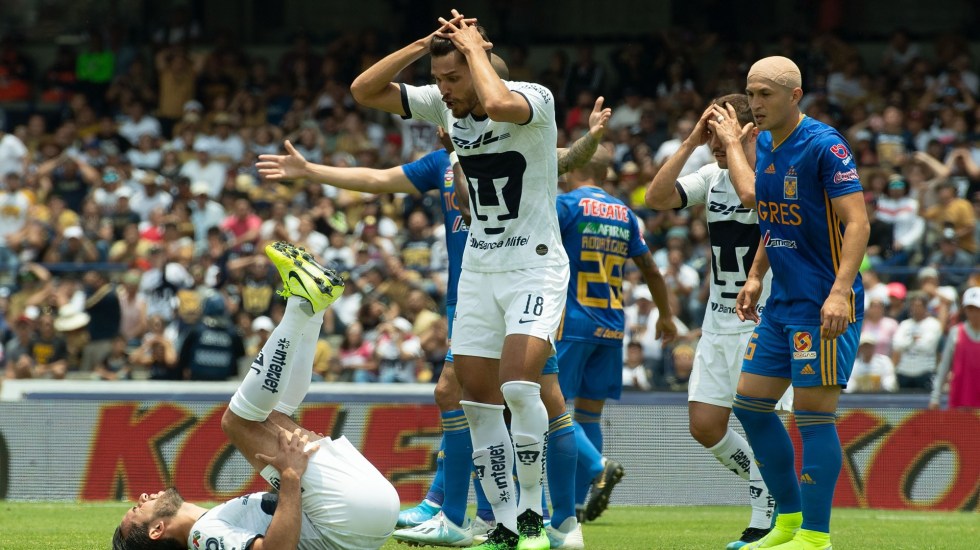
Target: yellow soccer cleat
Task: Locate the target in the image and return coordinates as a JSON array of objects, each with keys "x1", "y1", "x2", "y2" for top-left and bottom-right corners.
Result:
[
  {"x1": 760, "y1": 529, "x2": 832, "y2": 550},
  {"x1": 743, "y1": 512, "x2": 802, "y2": 549},
  {"x1": 265, "y1": 241, "x2": 344, "y2": 313}
]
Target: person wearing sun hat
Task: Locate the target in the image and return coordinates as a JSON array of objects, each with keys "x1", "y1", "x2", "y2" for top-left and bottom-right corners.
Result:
[{"x1": 930, "y1": 287, "x2": 980, "y2": 409}]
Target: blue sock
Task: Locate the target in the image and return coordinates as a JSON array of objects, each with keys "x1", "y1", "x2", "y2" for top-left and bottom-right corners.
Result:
[
  {"x1": 796, "y1": 411, "x2": 841, "y2": 533},
  {"x1": 440, "y1": 410, "x2": 471, "y2": 526},
  {"x1": 732, "y1": 394, "x2": 802, "y2": 515},
  {"x1": 424, "y1": 436, "x2": 446, "y2": 506},
  {"x1": 573, "y1": 411, "x2": 604, "y2": 505},
  {"x1": 548, "y1": 412, "x2": 578, "y2": 528},
  {"x1": 474, "y1": 469, "x2": 493, "y2": 521}
]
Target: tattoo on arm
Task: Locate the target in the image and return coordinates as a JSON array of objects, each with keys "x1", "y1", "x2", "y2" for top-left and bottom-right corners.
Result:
[{"x1": 557, "y1": 132, "x2": 600, "y2": 176}]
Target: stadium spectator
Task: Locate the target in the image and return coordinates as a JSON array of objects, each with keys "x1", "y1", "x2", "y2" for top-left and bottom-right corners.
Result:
[
  {"x1": 80, "y1": 269, "x2": 121, "y2": 371},
  {"x1": 875, "y1": 174, "x2": 924, "y2": 267},
  {"x1": 930, "y1": 286, "x2": 980, "y2": 409},
  {"x1": 893, "y1": 291, "x2": 943, "y2": 390},
  {"x1": 178, "y1": 296, "x2": 245, "y2": 381},
  {"x1": 846, "y1": 332, "x2": 898, "y2": 393},
  {"x1": 621, "y1": 340, "x2": 653, "y2": 391},
  {"x1": 339, "y1": 321, "x2": 375, "y2": 383},
  {"x1": 375, "y1": 316, "x2": 424, "y2": 383},
  {"x1": 862, "y1": 289, "x2": 899, "y2": 358},
  {"x1": 922, "y1": 180, "x2": 976, "y2": 254},
  {"x1": 93, "y1": 334, "x2": 131, "y2": 380},
  {"x1": 927, "y1": 229, "x2": 974, "y2": 288}
]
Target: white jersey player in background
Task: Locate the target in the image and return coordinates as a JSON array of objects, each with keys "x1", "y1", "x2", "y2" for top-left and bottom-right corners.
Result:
[
  {"x1": 646, "y1": 95, "x2": 789, "y2": 550},
  {"x1": 352, "y1": 9, "x2": 566, "y2": 550}
]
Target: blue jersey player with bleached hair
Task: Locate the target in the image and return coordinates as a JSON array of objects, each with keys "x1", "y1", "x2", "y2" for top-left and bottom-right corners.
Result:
[{"x1": 733, "y1": 56, "x2": 870, "y2": 550}]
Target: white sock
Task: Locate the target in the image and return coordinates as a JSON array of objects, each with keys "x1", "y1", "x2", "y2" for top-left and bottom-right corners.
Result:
[
  {"x1": 461, "y1": 400, "x2": 518, "y2": 533},
  {"x1": 274, "y1": 311, "x2": 323, "y2": 416},
  {"x1": 502, "y1": 380, "x2": 547, "y2": 517},
  {"x1": 748, "y1": 458, "x2": 775, "y2": 529},
  {"x1": 708, "y1": 428, "x2": 774, "y2": 529},
  {"x1": 707, "y1": 428, "x2": 752, "y2": 481},
  {"x1": 229, "y1": 297, "x2": 313, "y2": 421}
]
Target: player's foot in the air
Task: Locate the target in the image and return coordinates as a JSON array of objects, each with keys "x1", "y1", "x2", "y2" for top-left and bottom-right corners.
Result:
[
  {"x1": 515, "y1": 509, "x2": 549, "y2": 550},
  {"x1": 743, "y1": 512, "x2": 802, "y2": 549},
  {"x1": 546, "y1": 516, "x2": 585, "y2": 549},
  {"x1": 391, "y1": 511, "x2": 473, "y2": 547},
  {"x1": 584, "y1": 458, "x2": 625, "y2": 521},
  {"x1": 266, "y1": 241, "x2": 344, "y2": 313},
  {"x1": 396, "y1": 499, "x2": 442, "y2": 528},
  {"x1": 727, "y1": 527, "x2": 772, "y2": 549},
  {"x1": 473, "y1": 524, "x2": 519, "y2": 550}
]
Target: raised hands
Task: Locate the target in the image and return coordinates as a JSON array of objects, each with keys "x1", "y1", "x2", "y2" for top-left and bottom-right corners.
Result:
[
  {"x1": 706, "y1": 102, "x2": 755, "y2": 148},
  {"x1": 256, "y1": 140, "x2": 308, "y2": 181},
  {"x1": 435, "y1": 9, "x2": 492, "y2": 54},
  {"x1": 588, "y1": 96, "x2": 612, "y2": 139}
]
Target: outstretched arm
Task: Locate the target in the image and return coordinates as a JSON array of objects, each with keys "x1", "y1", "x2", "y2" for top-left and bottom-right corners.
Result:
[
  {"x1": 257, "y1": 140, "x2": 418, "y2": 195},
  {"x1": 557, "y1": 96, "x2": 611, "y2": 175}
]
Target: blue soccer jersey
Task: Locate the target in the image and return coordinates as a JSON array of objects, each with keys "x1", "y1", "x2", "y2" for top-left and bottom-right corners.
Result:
[
  {"x1": 556, "y1": 186, "x2": 649, "y2": 346},
  {"x1": 754, "y1": 116, "x2": 864, "y2": 325},
  {"x1": 402, "y1": 149, "x2": 467, "y2": 306}
]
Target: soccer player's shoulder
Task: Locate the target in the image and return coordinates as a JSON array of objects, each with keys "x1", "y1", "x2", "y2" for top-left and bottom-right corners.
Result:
[{"x1": 509, "y1": 80, "x2": 555, "y2": 104}]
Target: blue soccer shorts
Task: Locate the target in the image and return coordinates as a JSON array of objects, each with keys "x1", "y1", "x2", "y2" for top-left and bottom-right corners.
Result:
[
  {"x1": 741, "y1": 315, "x2": 860, "y2": 388},
  {"x1": 552, "y1": 340, "x2": 624, "y2": 400}
]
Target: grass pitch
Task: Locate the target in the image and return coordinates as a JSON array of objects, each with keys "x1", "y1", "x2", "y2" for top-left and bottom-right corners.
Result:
[{"x1": 0, "y1": 502, "x2": 974, "y2": 549}]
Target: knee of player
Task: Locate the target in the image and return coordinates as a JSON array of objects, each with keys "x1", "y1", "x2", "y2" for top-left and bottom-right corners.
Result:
[
  {"x1": 689, "y1": 417, "x2": 726, "y2": 448},
  {"x1": 501, "y1": 380, "x2": 542, "y2": 412},
  {"x1": 220, "y1": 407, "x2": 248, "y2": 438},
  {"x1": 433, "y1": 381, "x2": 461, "y2": 411}
]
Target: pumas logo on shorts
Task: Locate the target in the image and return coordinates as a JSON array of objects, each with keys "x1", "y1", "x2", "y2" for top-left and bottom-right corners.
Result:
[{"x1": 793, "y1": 331, "x2": 817, "y2": 360}]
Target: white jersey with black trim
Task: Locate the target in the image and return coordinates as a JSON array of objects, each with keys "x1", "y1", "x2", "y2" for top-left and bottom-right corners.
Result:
[
  {"x1": 189, "y1": 492, "x2": 332, "y2": 550},
  {"x1": 400, "y1": 81, "x2": 568, "y2": 273},
  {"x1": 676, "y1": 162, "x2": 771, "y2": 334}
]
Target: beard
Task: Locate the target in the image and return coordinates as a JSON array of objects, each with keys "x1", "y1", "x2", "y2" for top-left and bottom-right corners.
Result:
[{"x1": 153, "y1": 488, "x2": 185, "y2": 520}]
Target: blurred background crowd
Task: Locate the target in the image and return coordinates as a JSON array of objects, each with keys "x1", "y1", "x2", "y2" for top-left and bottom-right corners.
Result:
[{"x1": 0, "y1": 1, "x2": 977, "y2": 405}]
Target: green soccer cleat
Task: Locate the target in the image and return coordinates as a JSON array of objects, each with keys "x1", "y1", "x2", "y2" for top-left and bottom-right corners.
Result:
[
  {"x1": 265, "y1": 241, "x2": 344, "y2": 313},
  {"x1": 761, "y1": 529, "x2": 832, "y2": 550},
  {"x1": 472, "y1": 524, "x2": 519, "y2": 550},
  {"x1": 743, "y1": 512, "x2": 802, "y2": 549},
  {"x1": 516, "y1": 509, "x2": 549, "y2": 550}
]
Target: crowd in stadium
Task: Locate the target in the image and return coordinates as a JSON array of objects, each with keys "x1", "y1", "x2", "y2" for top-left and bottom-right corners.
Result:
[{"x1": 0, "y1": 22, "x2": 977, "y2": 402}]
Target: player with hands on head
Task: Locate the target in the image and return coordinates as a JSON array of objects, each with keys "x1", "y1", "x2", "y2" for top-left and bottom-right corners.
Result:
[
  {"x1": 646, "y1": 94, "x2": 790, "y2": 549},
  {"x1": 732, "y1": 57, "x2": 869, "y2": 550},
  {"x1": 353, "y1": 9, "x2": 569, "y2": 550}
]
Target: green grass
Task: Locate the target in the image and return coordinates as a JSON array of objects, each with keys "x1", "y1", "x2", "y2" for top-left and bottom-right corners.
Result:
[{"x1": 0, "y1": 502, "x2": 975, "y2": 549}]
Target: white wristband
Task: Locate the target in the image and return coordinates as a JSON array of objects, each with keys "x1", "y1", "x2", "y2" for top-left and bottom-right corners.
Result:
[{"x1": 449, "y1": 151, "x2": 459, "y2": 166}]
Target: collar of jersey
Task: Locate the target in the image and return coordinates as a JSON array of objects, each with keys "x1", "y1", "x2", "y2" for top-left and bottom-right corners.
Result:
[{"x1": 772, "y1": 114, "x2": 807, "y2": 151}]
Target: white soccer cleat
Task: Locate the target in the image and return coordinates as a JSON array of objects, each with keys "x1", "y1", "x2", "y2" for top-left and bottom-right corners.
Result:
[
  {"x1": 471, "y1": 516, "x2": 496, "y2": 538},
  {"x1": 391, "y1": 511, "x2": 473, "y2": 547},
  {"x1": 546, "y1": 517, "x2": 585, "y2": 549}
]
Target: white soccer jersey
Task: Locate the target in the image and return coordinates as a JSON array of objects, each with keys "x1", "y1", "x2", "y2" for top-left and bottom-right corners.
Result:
[
  {"x1": 401, "y1": 81, "x2": 568, "y2": 273},
  {"x1": 676, "y1": 163, "x2": 771, "y2": 334},
  {"x1": 189, "y1": 492, "x2": 332, "y2": 550}
]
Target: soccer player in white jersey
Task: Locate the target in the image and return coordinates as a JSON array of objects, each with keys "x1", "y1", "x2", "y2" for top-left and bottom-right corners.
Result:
[
  {"x1": 112, "y1": 242, "x2": 399, "y2": 550},
  {"x1": 352, "y1": 10, "x2": 567, "y2": 550},
  {"x1": 646, "y1": 95, "x2": 788, "y2": 549}
]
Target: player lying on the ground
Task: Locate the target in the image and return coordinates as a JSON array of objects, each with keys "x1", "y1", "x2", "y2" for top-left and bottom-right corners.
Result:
[{"x1": 113, "y1": 241, "x2": 399, "y2": 550}]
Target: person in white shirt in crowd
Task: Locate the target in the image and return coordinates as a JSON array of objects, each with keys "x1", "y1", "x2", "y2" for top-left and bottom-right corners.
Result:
[
  {"x1": 845, "y1": 332, "x2": 898, "y2": 393},
  {"x1": 259, "y1": 199, "x2": 301, "y2": 243},
  {"x1": 606, "y1": 87, "x2": 644, "y2": 131},
  {"x1": 130, "y1": 172, "x2": 173, "y2": 222},
  {"x1": 929, "y1": 286, "x2": 980, "y2": 410},
  {"x1": 874, "y1": 175, "x2": 924, "y2": 266},
  {"x1": 0, "y1": 172, "x2": 32, "y2": 246},
  {"x1": 189, "y1": 180, "x2": 227, "y2": 247},
  {"x1": 208, "y1": 112, "x2": 246, "y2": 164},
  {"x1": 861, "y1": 287, "x2": 899, "y2": 358},
  {"x1": 621, "y1": 340, "x2": 653, "y2": 391},
  {"x1": 126, "y1": 134, "x2": 163, "y2": 170},
  {"x1": 653, "y1": 115, "x2": 714, "y2": 178},
  {"x1": 625, "y1": 285, "x2": 689, "y2": 381},
  {"x1": 179, "y1": 141, "x2": 226, "y2": 198},
  {"x1": 892, "y1": 291, "x2": 944, "y2": 390},
  {"x1": 376, "y1": 316, "x2": 425, "y2": 383},
  {"x1": 118, "y1": 100, "x2": 162, "y2": 145},
  {"x1": 0, "y1": 130, "x2": 28, "y2": 179}
]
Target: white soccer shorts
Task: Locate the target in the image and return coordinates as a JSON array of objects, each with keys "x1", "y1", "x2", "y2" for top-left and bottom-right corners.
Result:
[
  {"x1": 452, "y1": 264, "x2": 569, "y2": 359},
  {"x1": 689, "y1": 330, "x2": 793, "y2": 411},
  {"x1": 261, "y1": 436, "x2": 399, "y2": 549}
]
